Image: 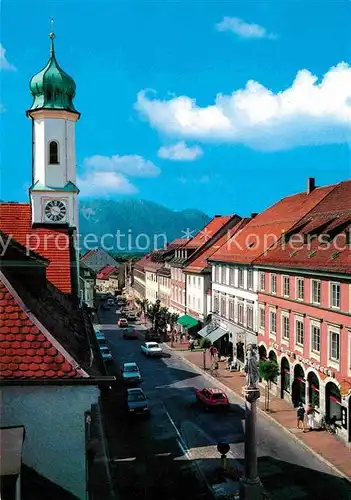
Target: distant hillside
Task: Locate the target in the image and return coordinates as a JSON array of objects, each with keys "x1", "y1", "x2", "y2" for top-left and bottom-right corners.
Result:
[{"x1": 79, "y1": 199, "x2": 210, "y2": 253}]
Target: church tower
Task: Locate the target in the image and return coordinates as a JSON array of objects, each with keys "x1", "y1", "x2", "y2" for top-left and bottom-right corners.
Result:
[{"x1": 26, "y1": 27, "x2": 80, "y2": 229}]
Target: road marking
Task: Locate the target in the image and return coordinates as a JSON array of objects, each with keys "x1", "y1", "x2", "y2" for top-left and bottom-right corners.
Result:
[
  {"x1": 163, "y1": 407, "x2": 190, "y2": 460},
  {"x1": 111, "y1": 456, "x2": 137, "y2": 462}
]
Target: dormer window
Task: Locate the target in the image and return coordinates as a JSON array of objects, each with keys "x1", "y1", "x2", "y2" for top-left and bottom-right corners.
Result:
[{"x1": 49, "y1": 141, "x2": 59, "y2": 164}]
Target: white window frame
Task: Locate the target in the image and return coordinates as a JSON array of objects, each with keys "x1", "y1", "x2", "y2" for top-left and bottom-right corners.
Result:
[
  {"x1": 229, "y1": 267, "x2": 235, "y2": 286},
  {"x1": 296, "y1": 278, "x2": 304, "y2": 301},
  {"x1": 259, "y1": 272, "x2": 265, "y2": 291},
  {"x1": 247, "y1": 304, "x2": 254, "y2": 329},
  {"x1": 270, "y1": 274, "x2": 277, "y2": 295},
  {"x1": 228, "y1": 297, "x2": 235, "y2": 321},
  {"x1": 269, "y1": 309, "x2": 277, "y2": 336},
  {"x1": 247, "y1": 269, "x2": 254, "y2": 290},
  {"x1": 330, "y1": 282, "x2": 340, "y2": 309},
  {"x1": 282, "y1": 275, "x2": 290, "y2": 297},
  {"x1": 311, "y1": 279, "x2": 321, "y2": 305},
  {"x1": 238, "y1": 301, "x2": 244, "y2": 325},
  {"x1": 310, "y1": 321, "x2": 321, "y2": 355},
  {"x1": 259, "y1": 305, "x2": 265, "y2": 331},
  {"x1": 281, "y1": 312, "x2": 290, "y2": 341},
  {"x1": 238, "y1": 268, "x2": 244, "y2": 288},
  {"x1": 328, "y1": 327, "x2": 340, "y2": 363},
  {"x1": 295, "y1": 317, "x2": 304, "y2": 348}
]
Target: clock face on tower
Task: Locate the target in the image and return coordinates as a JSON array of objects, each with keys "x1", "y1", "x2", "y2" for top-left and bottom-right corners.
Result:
[{"x1": 44, "y1": 200, "x2": 67, "y2": 222}]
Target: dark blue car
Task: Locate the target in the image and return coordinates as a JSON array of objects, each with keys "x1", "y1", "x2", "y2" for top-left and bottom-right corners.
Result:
[{"x1": 127, "y1": 388, "x2": 150, "y2": 417}]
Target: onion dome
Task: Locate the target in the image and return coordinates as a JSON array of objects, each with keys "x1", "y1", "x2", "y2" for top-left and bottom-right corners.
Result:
[{"x1": 28, "y1": 30, "x2": 79, "y2": 114}]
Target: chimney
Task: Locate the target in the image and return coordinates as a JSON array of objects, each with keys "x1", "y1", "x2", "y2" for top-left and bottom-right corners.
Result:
[
  {"x1": 307, "y1": 177, "x2": 316, "y2": 194},
  {"x1": 251, "y1": 213, "x2": 258, "y2": 219}
]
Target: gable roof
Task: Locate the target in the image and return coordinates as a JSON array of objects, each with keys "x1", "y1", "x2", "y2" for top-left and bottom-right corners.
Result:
[
  {"x1": 209, "y1": 184, "x2": 336, "y2": 264},
  {"x1": 254, "y1": 180, "x2": 351, "y2": 274},
  {"x1": 0, "y1": 236, "x2": 104, "y2": 380},
  {"x1": 184, "y1": 219, "x2": 251, "y2": 273},
  {"x1": 96, "y1": 265, "x2": 118, "y2": 280},
  {"x1": 0, "y1": 276, "x2": 88, "y2": 379},
  {"x1": 0, "y1": 203, "x2": 72, "y2": 293},
  {"x1": 80, "y1": 249, "x2": 119, "y2": 272},
  {"x1": 184, "y1": 215, "x2": 233, "y2": 249}
]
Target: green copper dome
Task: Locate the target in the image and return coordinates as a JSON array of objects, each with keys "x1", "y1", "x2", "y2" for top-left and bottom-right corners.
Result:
[{"x1": 28, "y1": 32, "x2": 79, "y2": 114}]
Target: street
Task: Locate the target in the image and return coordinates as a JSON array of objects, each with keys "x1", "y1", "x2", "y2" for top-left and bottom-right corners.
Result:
[{"x1": 99, "y1": 308, "x2": 351, "y2": 500}]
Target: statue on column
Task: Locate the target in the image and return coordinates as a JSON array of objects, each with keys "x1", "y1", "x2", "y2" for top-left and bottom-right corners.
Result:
[{"x1": 244, "y1": 344, "x2": 260, "y2": 389}]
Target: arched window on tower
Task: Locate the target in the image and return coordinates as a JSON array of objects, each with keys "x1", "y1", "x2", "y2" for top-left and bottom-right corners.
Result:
[{"x1": 49, "y1": 141, "x2": 59, "y2": 164}]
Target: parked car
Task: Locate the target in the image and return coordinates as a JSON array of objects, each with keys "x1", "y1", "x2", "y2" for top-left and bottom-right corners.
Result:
[
  {"x1": 126, "y1": 388, "x2": 149, "y2": 416},
  {"x1": 118, "y1": 318, "x2": 129, "y2": 328},
  {"x1": 127, "y1": 311, "x2": 137, "y2": 321},
  {"x1": 123, "y1": 328, "x2": 139, "y2": 340},
  {"x1": 95, "y1": 329, "x2": 105, "y2": 339},
  {"x1": 99, "y1": 346, "x2": 113, "y2": 363},
  {"x1": 140, "y1": 342, "x2": 162, "y2": 357},
  {"x1": 97, "y1": 337, "x2": 107, "y2": 347},
  {"x1": 195, "y1": 387, "x2": 229, "y2": 410},
  {"x1": 122, "y1": 362, "x2": 141, "y2": 383},
  {"x1": 145, "y1": 330, "x2": 161, "y2": 342}
]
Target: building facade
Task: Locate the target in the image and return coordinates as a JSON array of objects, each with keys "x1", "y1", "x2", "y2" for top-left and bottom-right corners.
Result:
[
  {"x1": 254, "y1": 179, "x2": 351, "y2": 444},
  {"x1": 210, "y1": 263, "x2": 259, "y2": 365},
  {"x1": 79, "y1": 262, "x2": 96, "y2": 308},
  {"x1": 157, "y1": 267, "x2": 171, "y2": 308}
]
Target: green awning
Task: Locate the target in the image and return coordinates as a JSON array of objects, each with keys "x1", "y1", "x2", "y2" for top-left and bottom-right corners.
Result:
[{"x1": 177, "y1": 314, "x2": 199, "y2": 329}]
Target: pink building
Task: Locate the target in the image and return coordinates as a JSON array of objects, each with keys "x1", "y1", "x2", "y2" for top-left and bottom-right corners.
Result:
[{"x1": 255, "y1": 180, "x2": 351, "y2": 444}]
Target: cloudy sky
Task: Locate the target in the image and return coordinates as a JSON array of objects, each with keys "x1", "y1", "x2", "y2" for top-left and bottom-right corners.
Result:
[{"x1": 1, "y1": 0, "x2": 350, "y2": 216}]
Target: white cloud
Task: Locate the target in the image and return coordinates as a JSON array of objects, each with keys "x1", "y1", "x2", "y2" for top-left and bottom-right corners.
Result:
[
  {"x1": 158, "y1": 141, "x2": 203, "y2": 161},
  {"x1": 215, "y1": 17, "x2": 277, "y2": 40},
  {"x1": 84, "y1": 154, "x2": 160, "y2": 177},
  {"x1": 0, "y1": 44, "x2": 16, "y2": 71},
  {"x1": 135, "y1": 63, "x2": 351, "y2": 151},
  {"x1": 78, "y1": 171, "x2": 137, "y2": 196}
]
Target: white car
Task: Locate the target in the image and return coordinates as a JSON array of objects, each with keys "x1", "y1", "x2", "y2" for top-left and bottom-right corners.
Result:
[{"x1": 140, "y1": 342, "x2": 162, "y2": 357}]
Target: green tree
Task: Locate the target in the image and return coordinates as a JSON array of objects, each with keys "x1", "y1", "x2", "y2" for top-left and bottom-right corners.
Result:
[
  {"x1": 135, "y1": 298, "x2": 149, "y2": 323},
  {"x1": 147, "y1": 299, "x2": 161, "y2": 330},
  {"x1": 259, "y1": 360, "x2": 280, "y2": 411},
  {"x1": 199, "y1": 337, "x2": 212, "y2": 370}
]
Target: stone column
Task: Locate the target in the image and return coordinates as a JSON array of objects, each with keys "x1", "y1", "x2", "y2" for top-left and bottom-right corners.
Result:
[
  {"x1": 240, "y1": 388, "x2": 262, "y2": 499},
  {"x1": 240, "y1": 345, "x2": 263, "y2": 500}
]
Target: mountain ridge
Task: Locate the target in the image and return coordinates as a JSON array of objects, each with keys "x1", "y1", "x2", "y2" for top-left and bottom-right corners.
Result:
[{"x1": 79, "y1": 199, "x2": 211, "y2": 252}]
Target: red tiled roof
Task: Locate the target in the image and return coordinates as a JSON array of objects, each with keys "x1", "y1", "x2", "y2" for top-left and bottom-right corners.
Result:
[
  {"x1": 184, "y1": 215, "x2": 232, "y2": 249},
  {"x1": 254, "y1": 180, "x2": 351, "y2": 273},
  {"x1": 166, "y1": 238, "x2": 189, "y2": 249},
  {"x1": 97, "y1": 265, "x2": 118, "y2": 280},
  {"x1": 209, "y1": 184, "x2": 336, "y2": 264},
  {"x1": 81, "y1": 249, "x2": 95, "y2": 261},
  {"x1": 184, "y1": 219, "x2": 251, "y2": 273},
  {"x1": 0, "y1": 203, "x2": 71, "y2": 293},
  {"x1": 0, "y1": 279, "x2": 84, "y2": 379}
]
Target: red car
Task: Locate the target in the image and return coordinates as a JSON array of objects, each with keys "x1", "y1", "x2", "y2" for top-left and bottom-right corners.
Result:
[{"x1": 196, "y1": 387, "x2": 229, "y2": 409}]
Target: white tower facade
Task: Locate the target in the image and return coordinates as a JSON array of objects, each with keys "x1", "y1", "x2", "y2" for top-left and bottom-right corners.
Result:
[{"x1": 27, "y1": 31, "x2": 80, "y2": 230}]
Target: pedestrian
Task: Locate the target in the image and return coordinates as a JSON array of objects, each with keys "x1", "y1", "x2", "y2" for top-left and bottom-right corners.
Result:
[
  {"x1": 307, "y1": 408, "x2": 315, "y2": 431},
  {"x1": 212, "y1": 346, "x2": 218, "y2": 360},
  {"x1": 189, "y1": 338, "x2": 195, "y2": 351},
  {"x1": 209, "y1": 346, "x2": 215, "y2": 360},
  {"x1": 296, "y1": 403, "x2": 306, "y2": 431}
]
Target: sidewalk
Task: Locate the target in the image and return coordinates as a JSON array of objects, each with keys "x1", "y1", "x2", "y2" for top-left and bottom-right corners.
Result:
[{"x1": 167, "y1": 344, "x2": 351, "y2": 482}]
